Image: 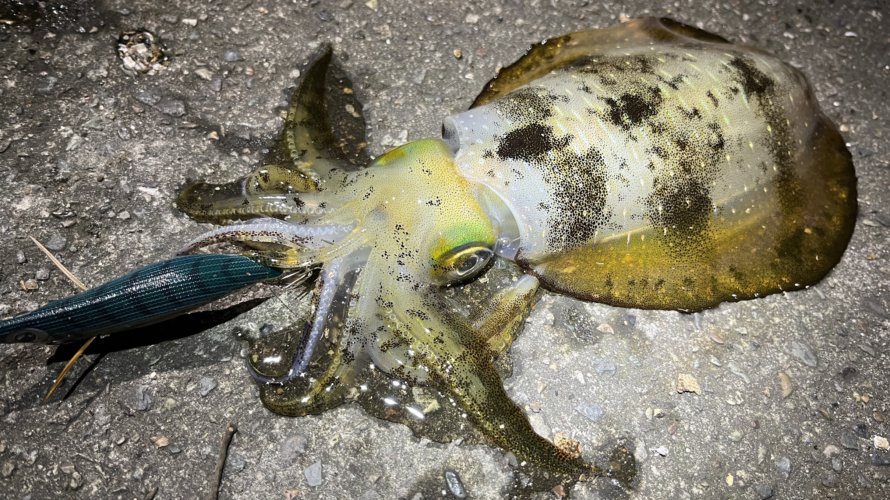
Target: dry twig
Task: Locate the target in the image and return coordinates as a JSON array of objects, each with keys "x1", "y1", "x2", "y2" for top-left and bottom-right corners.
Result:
[{"x1": 208, "y1": 422, "x2": 238, "y2": 500}]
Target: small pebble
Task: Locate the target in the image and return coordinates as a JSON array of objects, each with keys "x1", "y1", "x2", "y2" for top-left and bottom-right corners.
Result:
[
  {"x1": 853, "y1": 423, "x2": 868, "y2": 438},
  {"x1": 654, "y1": 446, "x2": 668, "y2": 457},
  {"x1": 45, "y1": 233, "x2": 67, "y2": 251},
  {"x1": 15, "y1": 250, "x2": 26, "y2": 264},
  {"x1": 821, "y1": 472, "x2": 837, "y2": 488},
  {"x1": 634, "y1": 439, "x2": 648, "y2": 462},
  {"x1": 156, "y1": 97, "x2": 187, "y2": 117},
  {"x1": 676, "y1": 373, "x2": 701, "y2": 394},
  {"x1": 223, "y1": 49, "x2": 241, "y2": 62},
  {"x1": 594, "y1": 359, "x2": 617, "y2": 376},
  {"x1": 226, "y1": 454, "x2": 246, "y2": 472},
  {"x1": 304, "y1": 461, "x2": 323, "y2": 487},
  {"x1": 135, "y1": 92, "x2": 161, "y2": 106},
  {"x1": 279, "y1": 434, "x2": 308, "y2": 464},
  {"x1": 871, "y1": 452, "x2": 890, "y2": 466},
  {"x1": 754, "y1": 483, "x2": 774, "y2": 499},
  {"x1": 831, "y1": 457, "x2": 843, "y2": 472},
  {"x1": 129, "y1": 385, "x2": 153, "y2": 411},
  {"x1": 576, "y1": 402, "x2": 605, "y2": 423},
  {"x1": 790, "y1": 341, "x2": 817, "y2": 367},
  {"x1": 1, "y1": 461, "x2": 14, "y2": 478},
  {"x1": 68, "y1": 471, "x2": 82, "y2": 489},
  {"x1": 822, "y1": 444, "x2": 841, "y2": 458},
  {"x1": 778, "y1": 372, "x2": 794, "y2": 398},
  {"x1": 840, "y1": 430, "x2": 860, "y2": 450},
  {"x1": 35, "y1": 268, "x2": 50, "y2": 281},
  {"x1": 195, "y1": 67, "x2": 213, "y2": 81},
  {"x1": 150, "y1": 435, "x2": 169, "y2": 448},
  {"x1": 198, "y1": 377, "x2": 217, "y2": 397},
  {"x1": 21, "y1": 279, "x2": 39, "y2": 291},
  {"x1": 874, "y1": 435, "x2": 889, "y2": 450},
  {"x1": 776, "y1": 456, "x2": 791, "y2": 479},
  {"x1": 444, "y1": 469, "x2": 467, "y2": 498}
]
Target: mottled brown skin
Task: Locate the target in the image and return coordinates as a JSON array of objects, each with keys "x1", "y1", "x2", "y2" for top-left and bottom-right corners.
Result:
[{"x1": 454, "y1": 17, "x2": 856, "y2": 311}]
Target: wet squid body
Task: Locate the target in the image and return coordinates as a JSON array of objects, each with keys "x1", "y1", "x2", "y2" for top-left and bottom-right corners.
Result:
[{"x1": 1, "y1": 18, "x2": 856, "y2": 478}]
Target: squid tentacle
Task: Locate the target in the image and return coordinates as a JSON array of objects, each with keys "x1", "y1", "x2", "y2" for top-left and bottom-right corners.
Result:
[
  {"x1": 178, "y1": 217, "x2": 355, "y2": 256},
  {"x1": 394, "y1": 297, "x2": 595, "y2": 477},
  {"x1": 177, "y1": 180, "x2": 337, "y2": 223},
  {"x1": 256, "y1": 256, "x2": 375, "y2": 416},
  {"x1": 247, "y1": 256, "x2": 347, "y2": 384}
]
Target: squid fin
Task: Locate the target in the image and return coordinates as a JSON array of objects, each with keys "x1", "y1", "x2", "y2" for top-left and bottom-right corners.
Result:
[
  {"x1": 472, "y1": 17, "x2": 729, "y2": 107},
  {"x1": 177, "y1": 45, "x2": 370, "y2": 223}
]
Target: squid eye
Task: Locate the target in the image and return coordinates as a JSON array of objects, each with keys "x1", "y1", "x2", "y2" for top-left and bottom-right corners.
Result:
[{"x1": 433, "y1": 244, "x2": 494, "y2": 285}]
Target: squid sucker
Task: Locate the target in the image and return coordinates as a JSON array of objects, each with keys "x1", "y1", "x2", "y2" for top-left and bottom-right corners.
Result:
[{"x1": 0, "y1": 18, "x2": 856, "y2": 482}]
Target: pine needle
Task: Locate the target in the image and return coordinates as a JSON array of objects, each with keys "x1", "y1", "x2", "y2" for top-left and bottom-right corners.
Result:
[
  {"x1": 43, "y1": 337, "x2": 95, "y2": 402},
  {"x1": 29, "y1": 236, "x2": 87, "y2": 291},
  {"x1": 29, "y1": 236, "x2": 95, "y2": 402}
]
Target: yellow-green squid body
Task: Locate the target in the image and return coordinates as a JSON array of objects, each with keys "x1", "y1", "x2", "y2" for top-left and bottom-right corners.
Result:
[{"x1": 177, "y1": 18, "x2": 856, "y2": 477}]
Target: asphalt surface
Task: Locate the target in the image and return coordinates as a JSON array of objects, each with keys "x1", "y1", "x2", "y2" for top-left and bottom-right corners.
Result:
[{"x1": 0, "y1": 0, "x2": 888, "y2": 498}]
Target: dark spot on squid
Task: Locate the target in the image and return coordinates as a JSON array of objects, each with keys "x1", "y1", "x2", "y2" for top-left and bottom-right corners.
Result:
[
  {"x1": 728, "y1": 56, "x2": 775, "y2": 98},
  {"x1": 646, "y1": 177, "x2": 714, "y2": 248},
  {"x1": 603, "y1": 90, "x2": 662, "y2": 129},
  {"x1": 496, "y1": 87, "x2": 554, "y2": 122},
  {"x1": 657, "y1": 74, "x2": 685, "y2": 90},
  {"x1": 495, "y1": 123, "x2": 570, "y2": 162},
  {"x1": 543, "y1": 147, "x2": 610, "y2": 251},
  {"x1": 706, "y1": 90, "x2": 719, "y2": 107},
  {"x1": 679, "y1": 106, "x2": 701, "y2": 120}
]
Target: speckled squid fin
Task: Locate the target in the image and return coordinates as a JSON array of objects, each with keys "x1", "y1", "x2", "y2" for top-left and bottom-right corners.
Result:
[
  {"x1": 521, "y1": 106, "x2": 856, "y2": 311},
  {"x1": 274, "y1": 44, "x2": 370, "y2": 178},
  {"x1": 177, "y1": 45, "x2": 369, "y2": 223},
  {"x1": 472, "y1": 17, "x2": 730, "y2": 107}
]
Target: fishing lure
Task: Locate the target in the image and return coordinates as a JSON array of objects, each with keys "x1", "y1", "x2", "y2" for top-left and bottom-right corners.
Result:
[
  {"x1": 0, "y1": 18, "x2": 856, "y2": 480},
  {"x1": 0, "y1": 255, "x2": 281, "y2": 344}
]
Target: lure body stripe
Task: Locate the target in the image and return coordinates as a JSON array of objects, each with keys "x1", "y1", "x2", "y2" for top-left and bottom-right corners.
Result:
[{"x1": 0, "y1": 254, "x2": 281, "y2": 344}]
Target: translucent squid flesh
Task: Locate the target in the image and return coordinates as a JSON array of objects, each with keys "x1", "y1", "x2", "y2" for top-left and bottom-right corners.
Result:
[
  {"x1": 0, "y1": 18, "x2": 856, "y2": 481},
  {"x1": 0, "y1": 255, "x2": 281, "y2": 344}
]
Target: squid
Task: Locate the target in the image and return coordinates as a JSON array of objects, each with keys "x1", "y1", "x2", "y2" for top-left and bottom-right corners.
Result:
[{"x1": 0, "y1": 18, "x2": 856, "y2": 482}]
